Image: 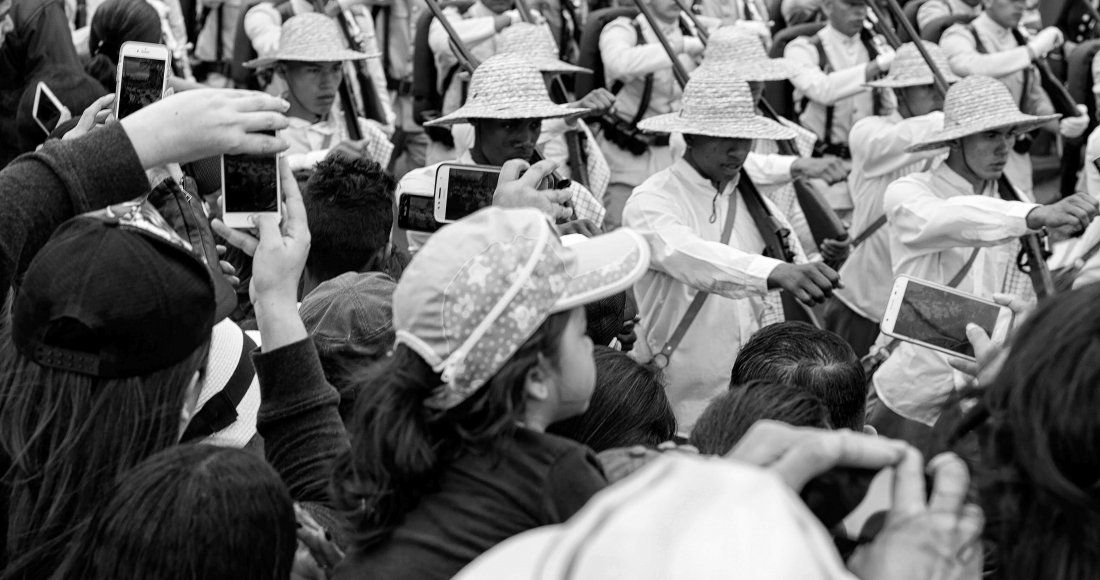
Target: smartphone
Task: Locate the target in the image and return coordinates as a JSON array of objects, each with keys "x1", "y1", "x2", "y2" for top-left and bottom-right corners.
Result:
[
  {"x1": 114, "y1": 41, "x2": 171, "y2": 119},
  {"x1": 434, "y1": 164, "x2": 501, "y2": 224},
  {"x1": 33, "y1": 82, "x2": 67, "y2": 136},
  {"x1": 397, "y1": 192, "x2": 442, "y2": 233},
  {"x1": 880, "y1": 275, "x2": 1013, "y2": 361},
  {"x1": 220, "y1": 141, "x2": 281, "y2": 229}
]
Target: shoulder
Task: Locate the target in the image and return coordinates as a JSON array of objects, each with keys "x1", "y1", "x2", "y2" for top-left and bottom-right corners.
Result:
[
  {"x1": 602, "y1": 16, "x2": 639, "y2": 36},
  {"x1": 397, "y1": 161, "x2": 443, "y2": 194}
]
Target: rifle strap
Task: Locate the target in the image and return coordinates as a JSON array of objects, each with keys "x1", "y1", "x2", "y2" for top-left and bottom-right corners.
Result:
[
  {"x1": 996, "y1": 176, "x2": 1053, "y2": 298},
  {"x1": 652, "y1": 184, "x2": 738, "y2": 368},
  {"x1": 851, "y1": 214, "x2": 888, "y2": 248},
  {"x1": 969, "y1": 24, "x2": 1031, "y2": 109},
  {"x1": 609, "y1": 20, "x2": 655, "y2": 128}
]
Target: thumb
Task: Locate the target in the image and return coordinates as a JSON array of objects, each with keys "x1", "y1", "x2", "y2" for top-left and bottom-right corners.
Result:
[
  {"x1": 517, "y1": 159, "x2": 561, "y2": 188},
  {"x1": 965, "y1": 323, "x2": 992, "y2": 352},
  {"x1": 498, "y1": 158, "x2": 531, "y2": 183}
]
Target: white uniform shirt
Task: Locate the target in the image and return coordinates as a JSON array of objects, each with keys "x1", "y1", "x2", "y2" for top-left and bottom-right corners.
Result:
[
  {"x1": 835, "y1": 112, "x2": 945, "y2": 322},
  {"x1": 623, "y1": 158, "x2": 806, "y2": 433},
  {"x1": 873, "y1": 163, "x2": 1038, "y2": 425},
  {"x1": 281, "y1": 114, "x2": 394, "y2": 172},
  {"x1": 916, "y1": 0, "x2": 982, "y2": 34}
]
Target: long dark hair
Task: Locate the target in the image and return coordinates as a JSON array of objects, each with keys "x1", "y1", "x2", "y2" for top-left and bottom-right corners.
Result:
[
  {"x1": 971, "y1": 284, "x2": 1100, "y2": 579},
  {"x1": 0, "y1": 329, "x2": 208, "y2": 580},
  {"x1": 48, "y1": 444, "x2": 296, "y2": 580},
  {"x1": 331, "y1": 311, "x2": 573, "y2": 550},
  {"x1": 86, "y1": 0, "x2": 162, "y2": 92}
]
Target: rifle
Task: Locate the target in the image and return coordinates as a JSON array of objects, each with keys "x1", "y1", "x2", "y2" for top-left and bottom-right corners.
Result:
[
  {"x1": 423, "y1": 0, "x2": 481, "y2": 72},
  {"x1": 671, "y1": 0, "x2": 709, "y2": 44},
  {"x1": 865, "y1": 0, "x2": 902, "y2": 50},
  {"x1": 630, "y1": 0, "x2": 691, "y2": 87}
]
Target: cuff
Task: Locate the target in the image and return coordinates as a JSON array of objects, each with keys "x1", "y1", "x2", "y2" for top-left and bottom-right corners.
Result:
[
  {"x1": 252, "y1": 337, "x2": 333, "y2": 406},
  {"x1": 746, "y1": 255, "x2": 785, "y2": 293},
  {"x1": 50, "y1": 123, "x2": 149, "y2": 214},
  {"x1": 1010, "y1": 202, "x2": 1041, "y2": 233}
]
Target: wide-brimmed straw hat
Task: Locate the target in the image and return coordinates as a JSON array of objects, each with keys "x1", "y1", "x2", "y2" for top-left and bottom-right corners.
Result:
[
  {"x1": 423, "y1": 54, "x2": 589, "y2": 127},
  {"x1": 638, "y1": 69, "x2": 796, "y2": 140},
  {"x1": 699, "y1": 25, "x2": 806, "y2": 81},
  {"x1": 907, "y1": 75, "x2": 1060, "y2": 153},
  {"x1": 394, "y1": 207, "x2": 650, "y2": 410},
  {"x1": 866, "y1": 41, "x2": 959, "y2": 88},
  {"x1": 244, "y1": 13, "x2": 378, "y2": 69},
  {"x1": 498, "y1": 23, "x2": 591, "y2": 75}
]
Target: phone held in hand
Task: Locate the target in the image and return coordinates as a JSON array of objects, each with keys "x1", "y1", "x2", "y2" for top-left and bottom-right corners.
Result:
[
  {"x1": 398, "y1": 192, "x2": 442, "y2": 233},
  {"x1": 880, "y1": 275, "x2": 1013, "y2": 361},
  {"x1": 433, "y1": 162, "x2": 567, "y2": 225},
  {"x1": 32, "y1": 82, "x2": 67, "y2": 136},
  {"x1": 114, "y1": 41, "x2": 171, "y2": 119},
  {"x1": 220, "y1": 135, "x2": 282, "y2": 229}
]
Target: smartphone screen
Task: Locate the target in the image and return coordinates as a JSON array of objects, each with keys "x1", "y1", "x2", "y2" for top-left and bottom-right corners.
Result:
[
  {"x1": 399, "y1": 194, "x2": 441, "y2": 233},
  {"x1": 223, "y1": 154, "x2": 279, "y2": 214},
  {"x1": 443, "y1": 167, "x2": 499, "y2": 222},
  {"x1": 117, "y1": 55, "x2": 166, "y2": 119},
  {"x1": 34, "y1": 85, "x2": 62, "y2": 135},
  {"x1": 893, "y1": 280, "x2": 1002, "y2": 357}
]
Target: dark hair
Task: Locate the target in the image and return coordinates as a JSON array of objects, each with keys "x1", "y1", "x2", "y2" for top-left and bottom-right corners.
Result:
[
  {"x1": 0, "y1": 329, "x2": 208, "y2": 580},
  {"x1": 548, "y1": 346, "x2": 675, "y2": 451},
  {"x1": 48, "y1": 445, "x2": 296, "y2": 580},
  {"x1": 584, "y1": 292, "x2": 627, "y2": 347},
  {"x1": 731, "y1": 322, "x2": 866, "y2": 430},
  {"x1": 331, "y1": 310, "x2": 572, "y2": 550},
  {"x1": 86, "y1": 0, "x2": 162, "y2": 91},
  {"x1": 303, "y1": 156, "x2": 399, "y2": 283},
  {"x1": 968, "y1": 284, "x2": 1100, "y2": 580},
  {"x1": 690, "y1": 380, "x2": 831, "y2": 455},
  {"x1": 16, "y1": 67, "x2": 107, "y2": 152}
]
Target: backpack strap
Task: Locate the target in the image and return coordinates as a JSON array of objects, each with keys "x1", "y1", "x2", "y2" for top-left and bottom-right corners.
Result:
[
  {"x1": 802, "y1": 34, "x2": 835, "y2": 147},
  {"x1": 609, "y1": 19, "x2": 655, "y2": 128}
]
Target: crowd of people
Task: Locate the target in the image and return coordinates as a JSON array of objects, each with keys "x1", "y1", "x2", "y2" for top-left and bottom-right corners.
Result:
[{"x1": 2, "y1": 0, "x2": 1100, "y2": 577}]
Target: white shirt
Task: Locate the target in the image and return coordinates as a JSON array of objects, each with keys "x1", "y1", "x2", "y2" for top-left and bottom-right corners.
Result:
[
  {"x1": 281, "y1": 114, "x2": 394, "y2": 172},
  {"x1": 747, "y1": 115, "x2": 819, "y2": 258},
  {"x1": 623, "y1": 158, "x2": 805, "y2": 433},
  {"x1": 873, "y1": 163, "x2": 1038, "y2": 425},
  {"x1": 835, "y1": 112, "x2": 946, "y2": 322},
  {"x1": 429, "y1": 1, "x2": 505, "y2": 116},
  {"x1": 916, "y1": 0, "x2": 982, "y2": 34}
]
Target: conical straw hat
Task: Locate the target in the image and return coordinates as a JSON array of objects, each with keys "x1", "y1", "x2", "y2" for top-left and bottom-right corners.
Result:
[
  {"x1": 866, "y1": 41, "x2": 959, "y2": 88},
  {"x1": 638, "y1": 69, "x2": 796, "y2": 140},
  {"x1": 424, "y1": 54, "x2": 589, "y2": 127},
  {"x1": 698, "y1": 25, "x2": 806, "y2": 81},
  {"x1": 906, "y1": 75, "x2": 1060, "y2": 153},
  {"x1": 244, "y1": 13, "x2": 378, "y2": 69},
  {"x1": 497, "y1": 23, "x2": 591, "y2": 75}
]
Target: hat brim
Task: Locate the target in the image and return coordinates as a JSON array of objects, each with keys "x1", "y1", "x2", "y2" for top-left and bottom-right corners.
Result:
[
  {"x1": 638, "y1": 111, "x2": 798, "y2": 141},
  {"x1": 424, "y1": 104, "x2": 590, "y2": 127},
  {"x1": 529, "y1": 57, "x2": 592, "y2": 75},
  {"x1": 702, "y1": 58, "x2": 807, "y2": 81},
  {"x1": 244, "y1": 48, "x2": 377, "y2": 69},
  {"x1": 865, "y1": 72, "x2": 960, "y2": 88},
  {"x1": 906, "y1": 112, "x2": 1061, "y2": 153},
  {"x1": 551, "y1": 228, "x2": 651, "y2": 313}
]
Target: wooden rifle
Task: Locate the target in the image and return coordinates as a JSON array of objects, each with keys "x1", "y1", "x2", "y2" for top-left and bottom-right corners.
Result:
[
  {"x1": 311, "y1": 0, "x2": 389, "y2": 128},
  {"x1": 670, "y1": 0, "x2": 708, "y2": 44},
  {"x1": 631, "y1": 0, "x2": 691, "y2": 87},
  {"x1": 423, "y1": 0, "x2": 480, "y2": 72}
]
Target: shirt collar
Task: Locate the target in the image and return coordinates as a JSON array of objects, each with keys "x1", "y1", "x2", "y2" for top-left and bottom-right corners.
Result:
[
  {"x1": 671, "y1": 157, "x2": 739, "y2": 197},
  {"x1": 821, "y1": 23, "x2": 860, "y2": 44},
  {"x1": 934, "y1": 162, "x2": 995, "y2": 196},
  {"x1": 973, "y1": 12, "x2": 1012, "y2": 38}
]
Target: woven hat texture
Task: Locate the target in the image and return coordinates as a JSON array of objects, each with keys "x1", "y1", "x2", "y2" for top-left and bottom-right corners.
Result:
[
  {"x1": 699, "y1": 25, "x2": 806, "y2": 81},
  {"x1": 423, "y1": 54, "x2": 589, "y2": 127},
  {"x1": 245, "y1": 13, "x2": 377, "y2": 69},
  {"x1": 498, "y1": 23, "x2": 591, "y2": 74},
  {"x1": 866, "y1": 41, "x2": 959, "y2": 88},
  {"x1": 638, "y1": 70, "x2": 796, "y2": 140},
  {"x1": 907, "y1": 75, "x2": 1060, "y2": 152}
]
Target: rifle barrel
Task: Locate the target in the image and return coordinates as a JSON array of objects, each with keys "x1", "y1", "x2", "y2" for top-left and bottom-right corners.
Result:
[
  {"x1": 881, "y1": 0, "x2": 949, "y2": 96},
  {"x1": 630, "y1": 0, "x2": 690, "y2": 88},
  {"x1": 671, "y1": 0, "x2": 708, "y2": 44},
  {"x1": 423, "y1": 0, "x2": 481, "y2": 73}
]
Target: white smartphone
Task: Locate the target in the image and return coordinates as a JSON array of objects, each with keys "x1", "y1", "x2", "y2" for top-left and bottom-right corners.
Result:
[
  {"x1": 220, "y1": 146, "x2": 282, "y2": 229},
  {"x1": 397, "y1": 191, "x2": 442, "y2": 233},
  {"x1": 880, "y1": 275, "x2": 1014, "y2": 361},
  {"x1": 434, "y1": 163, "x2": 501, "y2": 224},
  {"x1": 33, "y1": 82, "x2": 68, "y2": 136},
  {"x1": 114, "y1": 41, "x2": 171, "y2": 119}
]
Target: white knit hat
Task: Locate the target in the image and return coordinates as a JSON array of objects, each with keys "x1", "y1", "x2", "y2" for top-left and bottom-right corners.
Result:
[
  {"x1": 497, "y1": 23, "x2": 591, "y2": 74},
  {"x1": 423, "y1": 54, "x2": 589, "y2": 127},
  {"x1": 638, "y1": 70, "x2": 796, "y2": 140},
  {"x1": 244, "y1": 13, "x2": 378, "y2": 69},
  {"x1": 907, "y1": 75, "x2": 1060, "y2": 153},
  {"x1": 865, "y1": 41, "x2": 959, "y2": 89},
  {"x1": 699, "y1": 25, "x2": 806, "y2": 81}
]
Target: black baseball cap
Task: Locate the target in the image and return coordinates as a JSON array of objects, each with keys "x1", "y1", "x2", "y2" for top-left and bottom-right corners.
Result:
[{"x1": 11, "y1": 207, "x2": 237, "y2": 378}]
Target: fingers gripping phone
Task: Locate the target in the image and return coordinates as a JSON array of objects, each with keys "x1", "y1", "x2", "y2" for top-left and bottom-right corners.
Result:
[
  {"x1": 33, "y1": 82, "x2": 69, "y2": 136},
  {"x1": 114, "y1": 41, "x2": 170, "y2": 119},
  {"x1": 221, "y1": 138, "x2": 282, "y2": 229},
  {"x1": 880, "y1": 275, "x2": 1013, "y2": 361},
  {"x1": 398, "y1": 192, "x2": 442, "y2": 233},
  {"x1": 433, "y1": 163, "x2": 566, "y2": 224}
]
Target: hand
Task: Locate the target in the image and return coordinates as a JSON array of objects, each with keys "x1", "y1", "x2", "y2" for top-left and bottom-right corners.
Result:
[
  {"x1": 684, "y1": 36, "x2": 705, "y2": 56},
  {"x1": 791, "y1": 156, "x2": 849, "y2": 184},
  {"x1": 726, "y1": 420, "x2": 909, "y2": 491},
  {"x1": 819, "y1": 236, "x2": 850, "y2": 264},
  {"x1": 947, "y1": 293, "x2": 1027, "y2": 384},
  {"x1": 848, "y1": 451, "x2": 984, "y2": 580},
  {"x1": 293, "y1": 504, "x2": 345, "y2": 579},
  {"x1": 493, "y1": 158, "x2": 572, "y2": 222},
  {"x1": 733, "y1": 19, "x2": 771, "y2": 47},
  {"x1": 568, "y1": 88, "x2": 615, "y2": 115},
  {"x1": 63, "y1": 93, "x2": 117, "y2": 141},
  {"x1": 1060, "y1": 104, "x2": 1090, "y2": 138},
  {"x1": 1027, "y1": 26, "x2": 1064, "y2": 58},
  {"x1": 326, "y1": 139, "x2": 371, "y2": 161},
  {"x1": 1025, "y1": 192, "x2": 1098, "y2": 234},
  {"x1": 766, "y1": 262, "x2": 841, "y2": 305},
  {"x1": 216, "y1": 244, "x2": 240, "y2": 287},
  {"x1": 119, "y1": 89, "x2": 290, "y2": 170},
  {"x1": 875, "y1": 49, "x2": 896, "y2": 72},
  {"x1": 558, "y1": 218, "x2": 601, "y2": 237}
]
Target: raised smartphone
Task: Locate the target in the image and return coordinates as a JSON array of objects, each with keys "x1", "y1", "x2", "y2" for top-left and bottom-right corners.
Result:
[
  {"x1": 433, "y1": 163, "x2": 501, "y2": 224},
  {"x1": 114, "y1": 41, "x2": 171, "y2": 119},
  {"x1": 32, "y1": 82, "x2": 67, "y2": 136},
  {"x1": 398, "y1": 192, "x2": 442, "y2": 233},
  {"x1": 220, "y1": 144, "x2": 281, "y2": 229}
]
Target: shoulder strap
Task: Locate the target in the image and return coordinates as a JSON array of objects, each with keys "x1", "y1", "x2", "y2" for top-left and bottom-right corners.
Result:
[
  {"x1": 653, "y1": 188, "x2": 738, "y2": 368},
  {"x1": 996, "y1": 176, "x2": 1054, "y2": 298},
  {"x1": 1008, "y1": 28, "x2": 1034, "y2": 109},
  {"x1": 612, "y1": 20, "x2": 655, "y2": 127},
  {"x1": 805, "y1": 34, "x2": 834, "y2": 146},
  {"x1": 740, "y1": 169, "x2": 795, "y2": 263},
  {"x1": 966, "y1": 22, "x2": 987, "y2": 53},
  {"x1": 851, "y1": 214, "x2": 888, "y2": 248}
]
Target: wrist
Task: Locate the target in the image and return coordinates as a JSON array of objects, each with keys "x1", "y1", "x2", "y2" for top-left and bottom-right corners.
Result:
[
  {"x1": 119, "y1": 116, "x2": 167, "y2": 169},
  {"x1": 1025, "y1": 206, "x2": 1042, "y2": 230}
]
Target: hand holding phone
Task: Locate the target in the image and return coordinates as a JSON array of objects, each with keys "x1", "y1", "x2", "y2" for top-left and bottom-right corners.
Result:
[
  {"x1": 434, "y1": 164, "x2": 502, "y2": 224},
  {"x1": 221, "y1": 132, "x2": 282, "y2": 229},
  {"x1": 114, "y1": 41, "x2": 170, "y2": 119}
]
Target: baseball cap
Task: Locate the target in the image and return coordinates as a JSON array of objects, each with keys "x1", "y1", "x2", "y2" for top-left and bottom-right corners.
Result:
[
  {"x1": 454, "y1": 455, "x2": 855, "y2": 580},
  {"x1": 394, "y1": 207, "x2": 651, "y2": 410},
  {"x1": 11, "y1": 202, "x2": 237, "y2": 378},
  {"x1": 300, "y1": 271, "x2": 396, "y2": 362}
]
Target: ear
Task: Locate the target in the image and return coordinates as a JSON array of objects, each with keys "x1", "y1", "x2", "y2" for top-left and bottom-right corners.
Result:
[
  {"x1": 523, "y1": 356, "x2": 554, "y2": 401},
  {"x1": 862, "y1": 424, "x2": 878, "y2": 436}
]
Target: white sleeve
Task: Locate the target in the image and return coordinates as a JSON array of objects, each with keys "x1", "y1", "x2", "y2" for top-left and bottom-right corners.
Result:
[
  {"x1": 428, "y1": 9, "x2": 498, "y2": 59},
  {"x1": 286, "y1": 150, "x2": 330, "y2": 173},
  {"x1": 744, "y1": 152, "x2": 796, "y2": 186},
  {"x1": 244, "y1": 3, "x2": 282, "y2": 56},
  {"x1": 785, "y1": 37, "x2": 870, "y2": 106},
  {"x1": 849, "y1": 113, "x2": 946, "y2": 178},
  {"x1": 939, "y1": 24, "x2": 1031, "y2": 79},
  {"x1": 600, "y1": 19, "x2": 675, "y2": 80}
]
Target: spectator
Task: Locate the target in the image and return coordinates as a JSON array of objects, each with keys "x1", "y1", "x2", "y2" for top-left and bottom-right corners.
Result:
[
  {"x1": 47, "y1": 445, "x2": 296, "y2": 580},
  {"x1": 690, "y1": 380, "x2": 831, "y2": 455},
  {"x1": 85, "y1": 0, "x2": 163, "y2": 92},
  {"x1": 15, "y1": 66, "x2": 106, "y2": 154},
  {"x1": 731, "y1": 322, "x2": 867, "y2": 431},
  {"x1": 549, "y1": 346, "x2": 676, "y2": 452}
]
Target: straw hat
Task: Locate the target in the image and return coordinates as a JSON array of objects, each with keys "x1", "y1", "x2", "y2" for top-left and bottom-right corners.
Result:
[
  {"x1": 244, "y1": 13, "x2": 378, "y2": 69},
  {"x1": 866, "y1": 41, "x2": 959, "y2": 89},
  {"x1": 698, "y1": 25, "x2": 806, "y2": 81},
  {"x1": 638, "y1": 70, "x2": 796, "y2": 140},
  {"x1": 907, "y1": 75, "x2": 1060, "y2": 153},
  {"x1": 497, "y1": 23, "x2": 591, "y2": 75},
  {"x1": 424, "y1": 54, "x2": 589, "y2": 127}
]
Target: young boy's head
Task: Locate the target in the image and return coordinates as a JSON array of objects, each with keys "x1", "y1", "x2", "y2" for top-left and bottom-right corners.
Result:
[
  {"x1": 277, "y1": 60, "x2": 343, "y2": 120},
  {"x1": 690, "y1": 380, "x2": 831, "y2": 455}
]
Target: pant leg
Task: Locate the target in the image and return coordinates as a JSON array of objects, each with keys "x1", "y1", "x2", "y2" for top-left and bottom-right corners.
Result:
[{"x1": 823, "y1": 298, "x2": 879, "y2": 358}]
